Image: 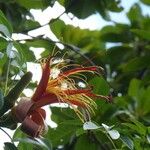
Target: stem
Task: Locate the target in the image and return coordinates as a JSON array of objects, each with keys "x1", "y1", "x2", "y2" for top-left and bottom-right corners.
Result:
[
  {"x1": 97, "y1": 128, "x2": 117, "y2": 150},
  {"x1": 105, "y1": 132, "x2": 117, "y2": 150},
  {"x1": 4, "y1": 58, "x2": 11, "y2": 95}
]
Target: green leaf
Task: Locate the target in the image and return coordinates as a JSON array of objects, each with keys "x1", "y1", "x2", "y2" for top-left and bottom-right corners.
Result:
[
  {"x1": 123, "y1": 119, "x2": 146, "y2": 136},
  {"x1": 0, "y1": 24, "x2": 11, "y2": 37},
  {"x1": 100, "y1": 24, "x2": 132, "y2": 42},
  {"x1": 45, "y1": 125, "x2": 77, "y2": 147},
  {"x1": 50, "y1": 19, "x2": 66, "y2": 38},
  {"x1": 128, "y1": 78, "x2": 141, "y2": 98},
  {"x1": 89, "y1": 76, "x2": 109, "y2": 95},
  {"x1": 13, "y1": 128, "x2": 51, "y2": 150},
  {"x1": 59, "y1": 120, "x2": 82, "y2": 126},
  {"x1": 106, "y1": 45, "x2": 133, "y2": 68},
  {"x1": 74, "y1": 134, "x2": 98, "y2": 150},
  {"x1": 4, "y1": 142, "x2": 18, "y2": 150},
  {"x1": 0, "y1": 89, "x2": 4, "y2": 110},
  {"x1": 140, "y1": 0, "x2": 150, "y2": 5},
  {"x1": 6, "y1": 43, "x2": 14, "y2": 58},
  {"x1": 76, "y1": 128, "x2": 86, "y2": 136},
  {"x1": 120, "y1": 135, "x2": 134, "y2": 150},
  {"x1": 16, "y1": 0, "x2": 50, "y2": 9},
  {"x1": 51, "y1": 107, "x2": 78, "y2": 123},
  {"x1": 131, "y1": 119, "x2": 146, "y2": 135},
  {"x1": 0, "y1": 10, "x2": 13, "y2": 37},
  {"x1": 13, "y1": 42, "x2": 36, "y2": 62},
  {"x1": 25, "y1": 39, "x2": 55, "y2": 50},
  {"x1": 131, "y1": 29, "x2": 150, "y2": 40},
  {"x1": 64, "y1": 0, "x2": 122, "y2": 19},
  {"x1": 14, "y1": 138, "x2": 50, "y2": 150},
  {"x1": 147, "y1": 134, "x2": 150, "y2": 144},
  {"x1": 127, "y1": 4, "x2": 143, "y2": 24},
  {"x1": 0, "y1": 52, "x2": 4, "y2": 59},
  {"x1": 20, "y1": 19, "x2": 40, "y2": 32},
  {"x1": 0, "y1": 37, "x2": 8, "y2": 50},
  {"x1": 50, "y1": 19, "x2": 104, "y2": 51},
  {"x1": 121, "y1": 56, "x2": 150, "y2": 72}
]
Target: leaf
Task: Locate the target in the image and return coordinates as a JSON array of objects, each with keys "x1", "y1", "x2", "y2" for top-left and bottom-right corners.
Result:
[
  {"x1": 21, "y1": 19, "x2": 40, "y2": 31},
  {"x1": 100, "y1": 24, "x2": 133, "y2": 43},
  {"x1": 89, "y1": 76, "x2": 110, "y2": 95},
  {"x1": 107, "y1": 130, "x2": 120, "y2": 140},
  {"x1": 76, "y1": 128, "x2": 86, "y2": 136},
  {"x1": 50, "y1": 19, "x2": 104, "y2": 51},
  {"x1": 128, "y1": 78, "x2": 141, "y2": 98},
  {"x1": 131, "y1": 119, "x2": 147, "y2": 135},
  {"x1": 0, "y1": 37, "x2": 8, "y2": 50},
  {"x1": 0, "y1": 10, "x2": 13, "y2": 37},
  {"x1": 102, "y1": 123, "x2": 120, "y2": 140},
  {"x1": 50, "y1": 19, "x2": 65, "y2": 38},
  {"x1": 74, "y1": 134, "x2": 98, "y2": 150},
  {"x1": 106, "y1": 45, "x2": 133, "y2": 68},
  {"x1": 83, "y1": 121, "x2": 100, "y2": 130},
  {"x1": 51, "y1": 107, "x2": 78, "y2": 123},
  {"x1": 121, "y1": 56, "x2": 150, "y2": 72},
  {"x1": 131, "y1": 29, "x2": 150, "y2": 40},
  {"x1": 13, "y1": 128, "x2": 50, "y2": 150},
  {"x1": 64, "y1": 0, "x2": 122, "y2": 19},
  {"x1": 0, "y1": 89, "x2": 4, "y2": 110},
  {"x1": 120, "y1": 135, "x2": 134, "y2": 150},
  {"x1": 0, "y1": 52, "x2": 4, "y2": 59},
  {"x1": 147, "y1": 134, "x2": 150, "y2": 144},
  {"x1": 14, "y1": 138, "x2": 50, "y2": 150},
  {"x1": 140, "y1": 0, "x2": 150, "y2": 5},
  {"x1": 6, "y1": 43, "x2": 15, "y2": 58},
  {"x1": 127, "y1": 3, "x2": 143, "y2": 24},
  {"x1": 123, "y1": 120, "x2": 146, "y2": 136},
  {"x1": 13, "y1": 42, "x2": 36, "y2": 62},
  {"x1": 4, "y1": 142, "x2": 18, "y2": 150},
  {"x1": 45, "y1": 125, "x2": 77, "y2": 147},
  {"x1": 25, "y1": 39, "x2": 55, "y2": 50},
  {"x1": 60, "y1": 120, "x2": 82, "y2": 126},
  {"x1": 0, "y1": 24, "x2": 11, "y2": 37},
  {"x1": 16, "y1": 0, "x2": 50, "y2": 9}
]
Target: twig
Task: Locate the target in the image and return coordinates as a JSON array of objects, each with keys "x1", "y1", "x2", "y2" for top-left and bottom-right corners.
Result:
[
  {"x1": 18, "y1": 10, "x2": 66, "y2": 34},
  {"x1": 51, "y1": 40, "x2": 96, "y2": 66}
]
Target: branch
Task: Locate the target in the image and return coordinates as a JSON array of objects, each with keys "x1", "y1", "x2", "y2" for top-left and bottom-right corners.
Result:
[
  {"x1": 16, "y1": 35, "x2": 97, "y2": 66},
  {"x1": 17, "y1": 10, "x2": 66, "y2": 34},
  {"x1": 51, "y1": 40, "x2": 96, "y2": 66}
]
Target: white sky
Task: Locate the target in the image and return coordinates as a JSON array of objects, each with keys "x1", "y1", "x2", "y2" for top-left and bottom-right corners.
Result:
[{"x1": 1, "y1": 0, "x2": 150, "y2": 149}]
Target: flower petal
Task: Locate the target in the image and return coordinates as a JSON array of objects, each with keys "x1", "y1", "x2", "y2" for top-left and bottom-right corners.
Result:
[
  {"x1": 32, "y1": 58, "x2": 50, "y2": 102},
  {"x1": 31, "y1": 108, "x2": 46, "y2": 126},
  {"x1": 21, "y1": 116, "x2": 43, "y2": 137}
]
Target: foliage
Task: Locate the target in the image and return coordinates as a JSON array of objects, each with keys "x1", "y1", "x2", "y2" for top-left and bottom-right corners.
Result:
[{"x1": 0, "y1": 0, "x2": 150, "y2": 149}]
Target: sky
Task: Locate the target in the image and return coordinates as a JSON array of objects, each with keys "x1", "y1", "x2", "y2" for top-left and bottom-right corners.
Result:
[{"x1": 1, "y1": 0, "x2": 150, "y2": 149}]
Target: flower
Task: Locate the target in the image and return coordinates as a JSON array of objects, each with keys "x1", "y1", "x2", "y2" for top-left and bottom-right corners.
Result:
[{"x1": 12, "y1": 55, "x2": 112, "y2": 137}]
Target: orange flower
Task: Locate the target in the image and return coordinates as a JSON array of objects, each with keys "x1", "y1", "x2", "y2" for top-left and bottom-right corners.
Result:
[{"x1": 13, "y1": 55, "x2": 112, "y2": 137}]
